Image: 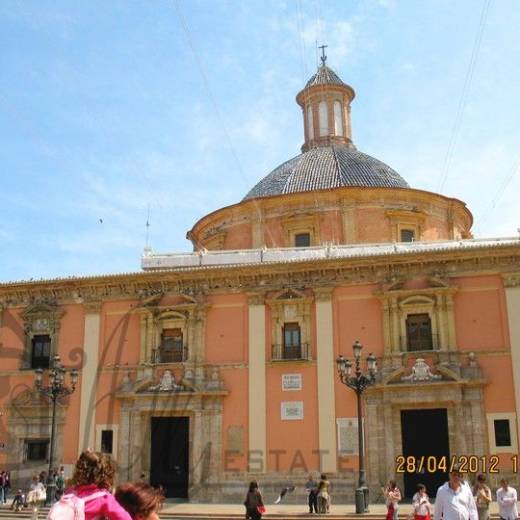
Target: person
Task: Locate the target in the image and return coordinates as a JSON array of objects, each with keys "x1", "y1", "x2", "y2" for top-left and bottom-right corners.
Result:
[
  {"x1": 473, "y1": 474, "x2": 492, "y2": 520},
  {"x1": 55, "y1": 467, "x2": 65, "y2": 501},
  {"x1": 496, "y1": 479, "x2": 518, "y2": 520},
  {"x1": 11, "y1": 489, "x2": 25, "y2": 512},
  {"x1": 26, "y1": 475, "x2": 46, "y2": 520},
  {"x1": 317, "y1": 474, "x2": 331, "y2": 514},
  {"x1": 0, "y1": 470, "x2": 6, "y2": 505},
  {"x1": 434, "y1": 465, "x2": 478, "y2": 520},
  {"x1": 384, "y1": 480, "x2": 402, "y2": 520},
  {"x1": 412, "y1": 484, "x2": 431, "y2": 520},
  {"x1": 5, "y1": 471, "x2": 11, "y2": 503},
  {"x1": 274, "y1": 485, "x2": 294, "y2": 504},
  {"x1": 65, "y1": 450, "x2": 132, "y2": 520},
  {"x1": 115, "y1": 482, "x2": 164, "y2": 520},
  {"x1": 305, "y1": 474, "x2": 318, "y2": 514},
  {"x1": 45, "y1": 469, "x2": 58, "y2": 506},
  {"x1": 243, "y1": 481, "x2": 264, "y2": 520}
]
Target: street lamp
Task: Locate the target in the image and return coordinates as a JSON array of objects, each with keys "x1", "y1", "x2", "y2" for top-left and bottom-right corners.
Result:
[
  {"x1": 35, "y1": 354, "x2": 78, "y2": 505},
  {"x1": 336, "y1": 341, "x2": 377, "y2": 514}
]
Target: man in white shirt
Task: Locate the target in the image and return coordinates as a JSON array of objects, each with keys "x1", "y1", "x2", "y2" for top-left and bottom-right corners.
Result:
[
  {"x1": 496, "y1": 479, "x2": 518, "y2": 520},
  {"x1": 434, "y1": 465, "x2": 478, "y2": 520}
]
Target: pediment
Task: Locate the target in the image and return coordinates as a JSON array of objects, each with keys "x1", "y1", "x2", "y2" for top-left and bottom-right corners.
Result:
[
  {"x1": 380, "y1": 276, "x2": 453, "y2": 295},
  {"x1": 21, "y1": 300, "x2": 59, "y2": 318},
  {"x1": 383, "y1": 358, "x2": 459, "y2": 385},
  {"x1": 269, "y1": 288, "x2": 307, "y2": 301}
]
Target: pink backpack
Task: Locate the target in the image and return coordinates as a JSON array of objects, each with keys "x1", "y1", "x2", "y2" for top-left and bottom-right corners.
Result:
[{"x1": 47, "y1": 491, "x2": 107, "y2": 520}]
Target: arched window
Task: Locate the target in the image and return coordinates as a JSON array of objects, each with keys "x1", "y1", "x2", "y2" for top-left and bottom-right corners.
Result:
[
  {"x1": 319, "y1": 101, "x2": 328, "y2": 136},
  {"x1": 334, "y1": 101, "x2": 343, "y2": 136},
  {"x1": 307, "y1": 105, "x2": 314, "y2": 140}
]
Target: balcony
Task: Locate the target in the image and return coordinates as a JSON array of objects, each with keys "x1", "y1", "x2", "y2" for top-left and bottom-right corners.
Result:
[
  {"x1": 151, "y1": 345, "x2": 188, "y2": 364},
  {"x1": 400, "y1": 334, "x2": 439, "y2": 352},
  {"x1": 272, "y1": 342, "x2": 310, "y2": 361}
]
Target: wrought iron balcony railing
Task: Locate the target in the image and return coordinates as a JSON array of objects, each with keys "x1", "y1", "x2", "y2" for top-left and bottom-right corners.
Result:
[{"x1": 272, "y1": 342, "x2": 311, "y2": 361}]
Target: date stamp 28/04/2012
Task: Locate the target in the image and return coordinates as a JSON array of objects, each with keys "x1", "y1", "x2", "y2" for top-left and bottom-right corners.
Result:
[{"x1": 395, "y1": 455, "x2": 520, "y2": 474}]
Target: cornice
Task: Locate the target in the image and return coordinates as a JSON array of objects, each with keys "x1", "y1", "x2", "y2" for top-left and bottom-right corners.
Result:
[
  {"x1": 502, "y1": 272, "x2": 520, "y2": 288},
  {"x1": 0, "y1": 245, "x2": 519, "y2": 306}
]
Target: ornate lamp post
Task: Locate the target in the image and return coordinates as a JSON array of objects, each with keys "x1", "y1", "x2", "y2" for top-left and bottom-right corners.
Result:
[
  {"x1": 35, "y1": 354, "x2": 78, "y2": 505},
  {"x1": 336, "y1": 341, "x2": 377, "y2": 514}
]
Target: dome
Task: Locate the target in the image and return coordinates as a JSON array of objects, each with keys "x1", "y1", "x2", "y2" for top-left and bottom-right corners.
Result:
[
  {"x1": 243, "y1": 145, "x2": 410, "y2": 200},
  {"x1": 304, "y1": 64, "x2": 348, "y2": 88}
]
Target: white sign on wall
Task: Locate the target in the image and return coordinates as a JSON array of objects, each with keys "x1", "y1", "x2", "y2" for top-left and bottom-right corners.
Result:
[
  {"x1": 281, "y1": 401, "x2": 304, "y2": 420},
  {"x1": 282, "y1": 374, "x2": 302, "y2": 391},
  {"x1": 336, "y1": 417, "x2": 363, "y2": 455}
]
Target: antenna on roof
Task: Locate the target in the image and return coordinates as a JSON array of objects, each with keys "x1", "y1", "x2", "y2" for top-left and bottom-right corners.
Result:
[{"x1": 145, "y1": 203, "x2": 151, "y2": 248}]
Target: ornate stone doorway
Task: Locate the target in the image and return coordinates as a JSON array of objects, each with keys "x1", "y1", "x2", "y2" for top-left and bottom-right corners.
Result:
[
  {"x1": 150, "y1": 417, "x2": 189, "y2": 498},
  {"x1": 401, "y1": 408, "x2": 450, "y2": 497}
]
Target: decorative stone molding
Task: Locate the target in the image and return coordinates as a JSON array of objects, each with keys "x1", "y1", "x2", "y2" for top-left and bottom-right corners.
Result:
[
  {"x1": 20, "y1": 300, "x2": 64, "y2": 369},
  {"x1": 400, "y1": 358, "x2": 442, "y2": 382},
  {"x1": 385, "y1": 208, "x2": 426, "y2": 242},
  {"x1": 376, "y1": 277, "x2": 458, "y2": 360},
  {"x1": 266, "y1": 288, "x2": 312, "y2": 361},
  {"x1": 503, "y1": 273, "x2": 520, "y2": 288},
  {"x1": 137, "y1": 294, "x2": 210, "y2": 369},
  {"x1": 83, "y1": 298, "x2": 103, "y2": 314},
  {"x1": 247, "y1": 292, "x2": 265, "y2": 306},
  {"x1": 281, "y1": 214, "x2": 320, "y2": 247}
]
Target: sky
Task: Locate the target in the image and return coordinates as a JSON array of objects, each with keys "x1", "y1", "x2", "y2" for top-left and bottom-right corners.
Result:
[{"x1": 1, "y1": 0, "x2": 519, "y2": 282}]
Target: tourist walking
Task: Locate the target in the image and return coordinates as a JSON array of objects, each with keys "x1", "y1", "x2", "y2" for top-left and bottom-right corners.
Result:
[
  {"x1": 305, "y1": 474, "x2": 318, "y2": 514},
  {"x1": 26, "y1": 475, "x2": 46, "y2": 520},
  {"x1": 54, "y1": 467, "x2": 65, "y2": 501},
  {"x1": 115, "y1": 482, "x2": 164, "y2": 520},
  {"x1": 473, "y1": 474, "x2": 492, "y2": 520},
  {"x1": 412, "y1": 484, "x2": 431, "y2": 520},
  {"x1": 317, "y1": 474, "x2": 331, "y2": 514},
  {"x1": 0, "y1": 470, "x2": 6, "y2": 505},
  {"x1": 496, "y1": 479, "x2": 518, "y2": 520},
  {"x1": 384, "y1": 480, "x2": 402, "y2": 520},
  {"x1": 434, "y1": 465, "x2": 478, "y2": 520},
  {"x1": 48, "y1": 450, "x2": 132, "y2": 520},
  {"x1": 243, "y1": 481, "x2": 264, "y2": 520}
]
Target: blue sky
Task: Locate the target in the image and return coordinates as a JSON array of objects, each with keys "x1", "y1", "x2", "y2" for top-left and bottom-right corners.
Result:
[{"x1": 1, "y1": 0, "x2": 519, "y2": 282}]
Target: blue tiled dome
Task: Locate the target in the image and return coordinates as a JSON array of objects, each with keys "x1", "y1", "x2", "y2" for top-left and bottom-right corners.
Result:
[{"x1": 243, "y1": 145, "x2": 409, "y2": 200}]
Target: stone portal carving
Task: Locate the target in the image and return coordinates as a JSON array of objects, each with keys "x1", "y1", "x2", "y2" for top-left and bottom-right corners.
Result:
[{"x1": 401, "y1": 358, "x2": 442, "y2": 382}]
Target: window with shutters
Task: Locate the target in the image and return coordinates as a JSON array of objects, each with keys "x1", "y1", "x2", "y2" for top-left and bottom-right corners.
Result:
[
  {"x1": 159, "y1": 328, "x2": 185, "y2": 363},
  {"x1": 31, "y1": 334, "x2": 51, "y2": 369},
  {"x1": 406, "y1": 314, "x2": 433, "y2": 351},
  {"x1": 283, "y1": 322, "x2": 301, "y2": 359}
]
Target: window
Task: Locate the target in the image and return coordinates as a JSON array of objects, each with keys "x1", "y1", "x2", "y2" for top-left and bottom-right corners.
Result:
[
  {"x1": 31, "y1": 334, "x2": 51, "y2": 369},
  {"x1": 101, "y1": 430, "x2": 114, "y2": 454},
  {"x1": 283, "y1": 323, "x2": 301, "y2": 359},
  {"x1": 159, "y1": 328, "x2": 184, "y2": 362},
  {"x1": 494, "y1": 420, "x2": 512, "y2": 447},
  {"x1": 307, "y1": 105, "x2": 314, "y2": 140},
  {"x1": 318, "y1": 101, "x2": 328, "y2": 137},
  {"x1": 401, "y1": 229, "x2": 415, "y2": 242},
  {"x1": 406, "y1": 314, "x2": 433, "y2": 351},
  {"x1": 25, "y1": 440, "x2": 49, "y2": 461},
  {"x1": 294, "y1": 233, "x2": 311, "y2": 247},
  {"x1": 334, "y1": 101, "x2": 343, "y2": 136}
]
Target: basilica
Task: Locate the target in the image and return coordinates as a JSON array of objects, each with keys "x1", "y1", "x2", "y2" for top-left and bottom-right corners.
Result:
[{"x1": 1, "y1": 54, "x2": 520, "y2": 502}]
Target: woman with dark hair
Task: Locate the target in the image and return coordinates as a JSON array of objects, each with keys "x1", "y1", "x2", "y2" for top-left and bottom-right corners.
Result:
[
  {"x1": 64, "y1": 450, "x2": 132, "y2": 520},
  {"x1": 244, "y1": 481, "x2": 264, "y2": 520},
  {"x1": 383, "y1": 480, "x2": 401, "y2": 520},
  {"x1": 317, "y1": 474, "x2": 331, "y2": 513},
  {"x1": 412, "y1": 484, "x2": 431, "y2": 520},
  {"x1": 115, "y1": 482, "x2": 164, "y2": 520}
]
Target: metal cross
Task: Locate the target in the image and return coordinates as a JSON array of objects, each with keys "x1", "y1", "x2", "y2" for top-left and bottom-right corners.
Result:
[{"x1": 318, "y1": 44, "x2": 328, "y2": 65}]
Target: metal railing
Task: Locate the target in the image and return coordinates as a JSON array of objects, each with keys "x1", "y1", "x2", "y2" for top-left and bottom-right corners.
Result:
[
  {"x1": 401, "y1": 334, "x2": 439, "y2": 352},
  {"x1": 151, "y1": 345, "x2": 189, "y2": 364},
  {"x1": 272, "y1": 342, "x2": 310, "y2": 361}
]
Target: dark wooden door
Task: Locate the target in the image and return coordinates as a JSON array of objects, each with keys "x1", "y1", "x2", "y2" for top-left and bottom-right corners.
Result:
[
  {"x1": 150, "y1": 417, "x2": 189, "y2": 498},
  {"x1": 401, "y1": 409, "x2": 450, "y2": 498}
]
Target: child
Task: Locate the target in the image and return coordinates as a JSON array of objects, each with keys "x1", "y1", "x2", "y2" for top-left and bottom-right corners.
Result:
[
  {"x1": 11, "y1": 489, "x2": 25, "y2": 512},
  {"x1": 66, "y1": 450, "x2": 132, "y2": 520},
  {"x1": 115, "y1": 482, "x2": 164, "y2": 520}
]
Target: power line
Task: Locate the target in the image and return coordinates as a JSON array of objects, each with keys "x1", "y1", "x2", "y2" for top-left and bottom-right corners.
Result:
[{"x1": 437, "y1": 0, "x2": 491, "y2": 192}]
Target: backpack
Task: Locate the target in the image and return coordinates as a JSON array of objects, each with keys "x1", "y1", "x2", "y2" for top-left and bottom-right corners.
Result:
[{"x1": 47, "y1": 491, "x2": 107, "y2": 520}]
